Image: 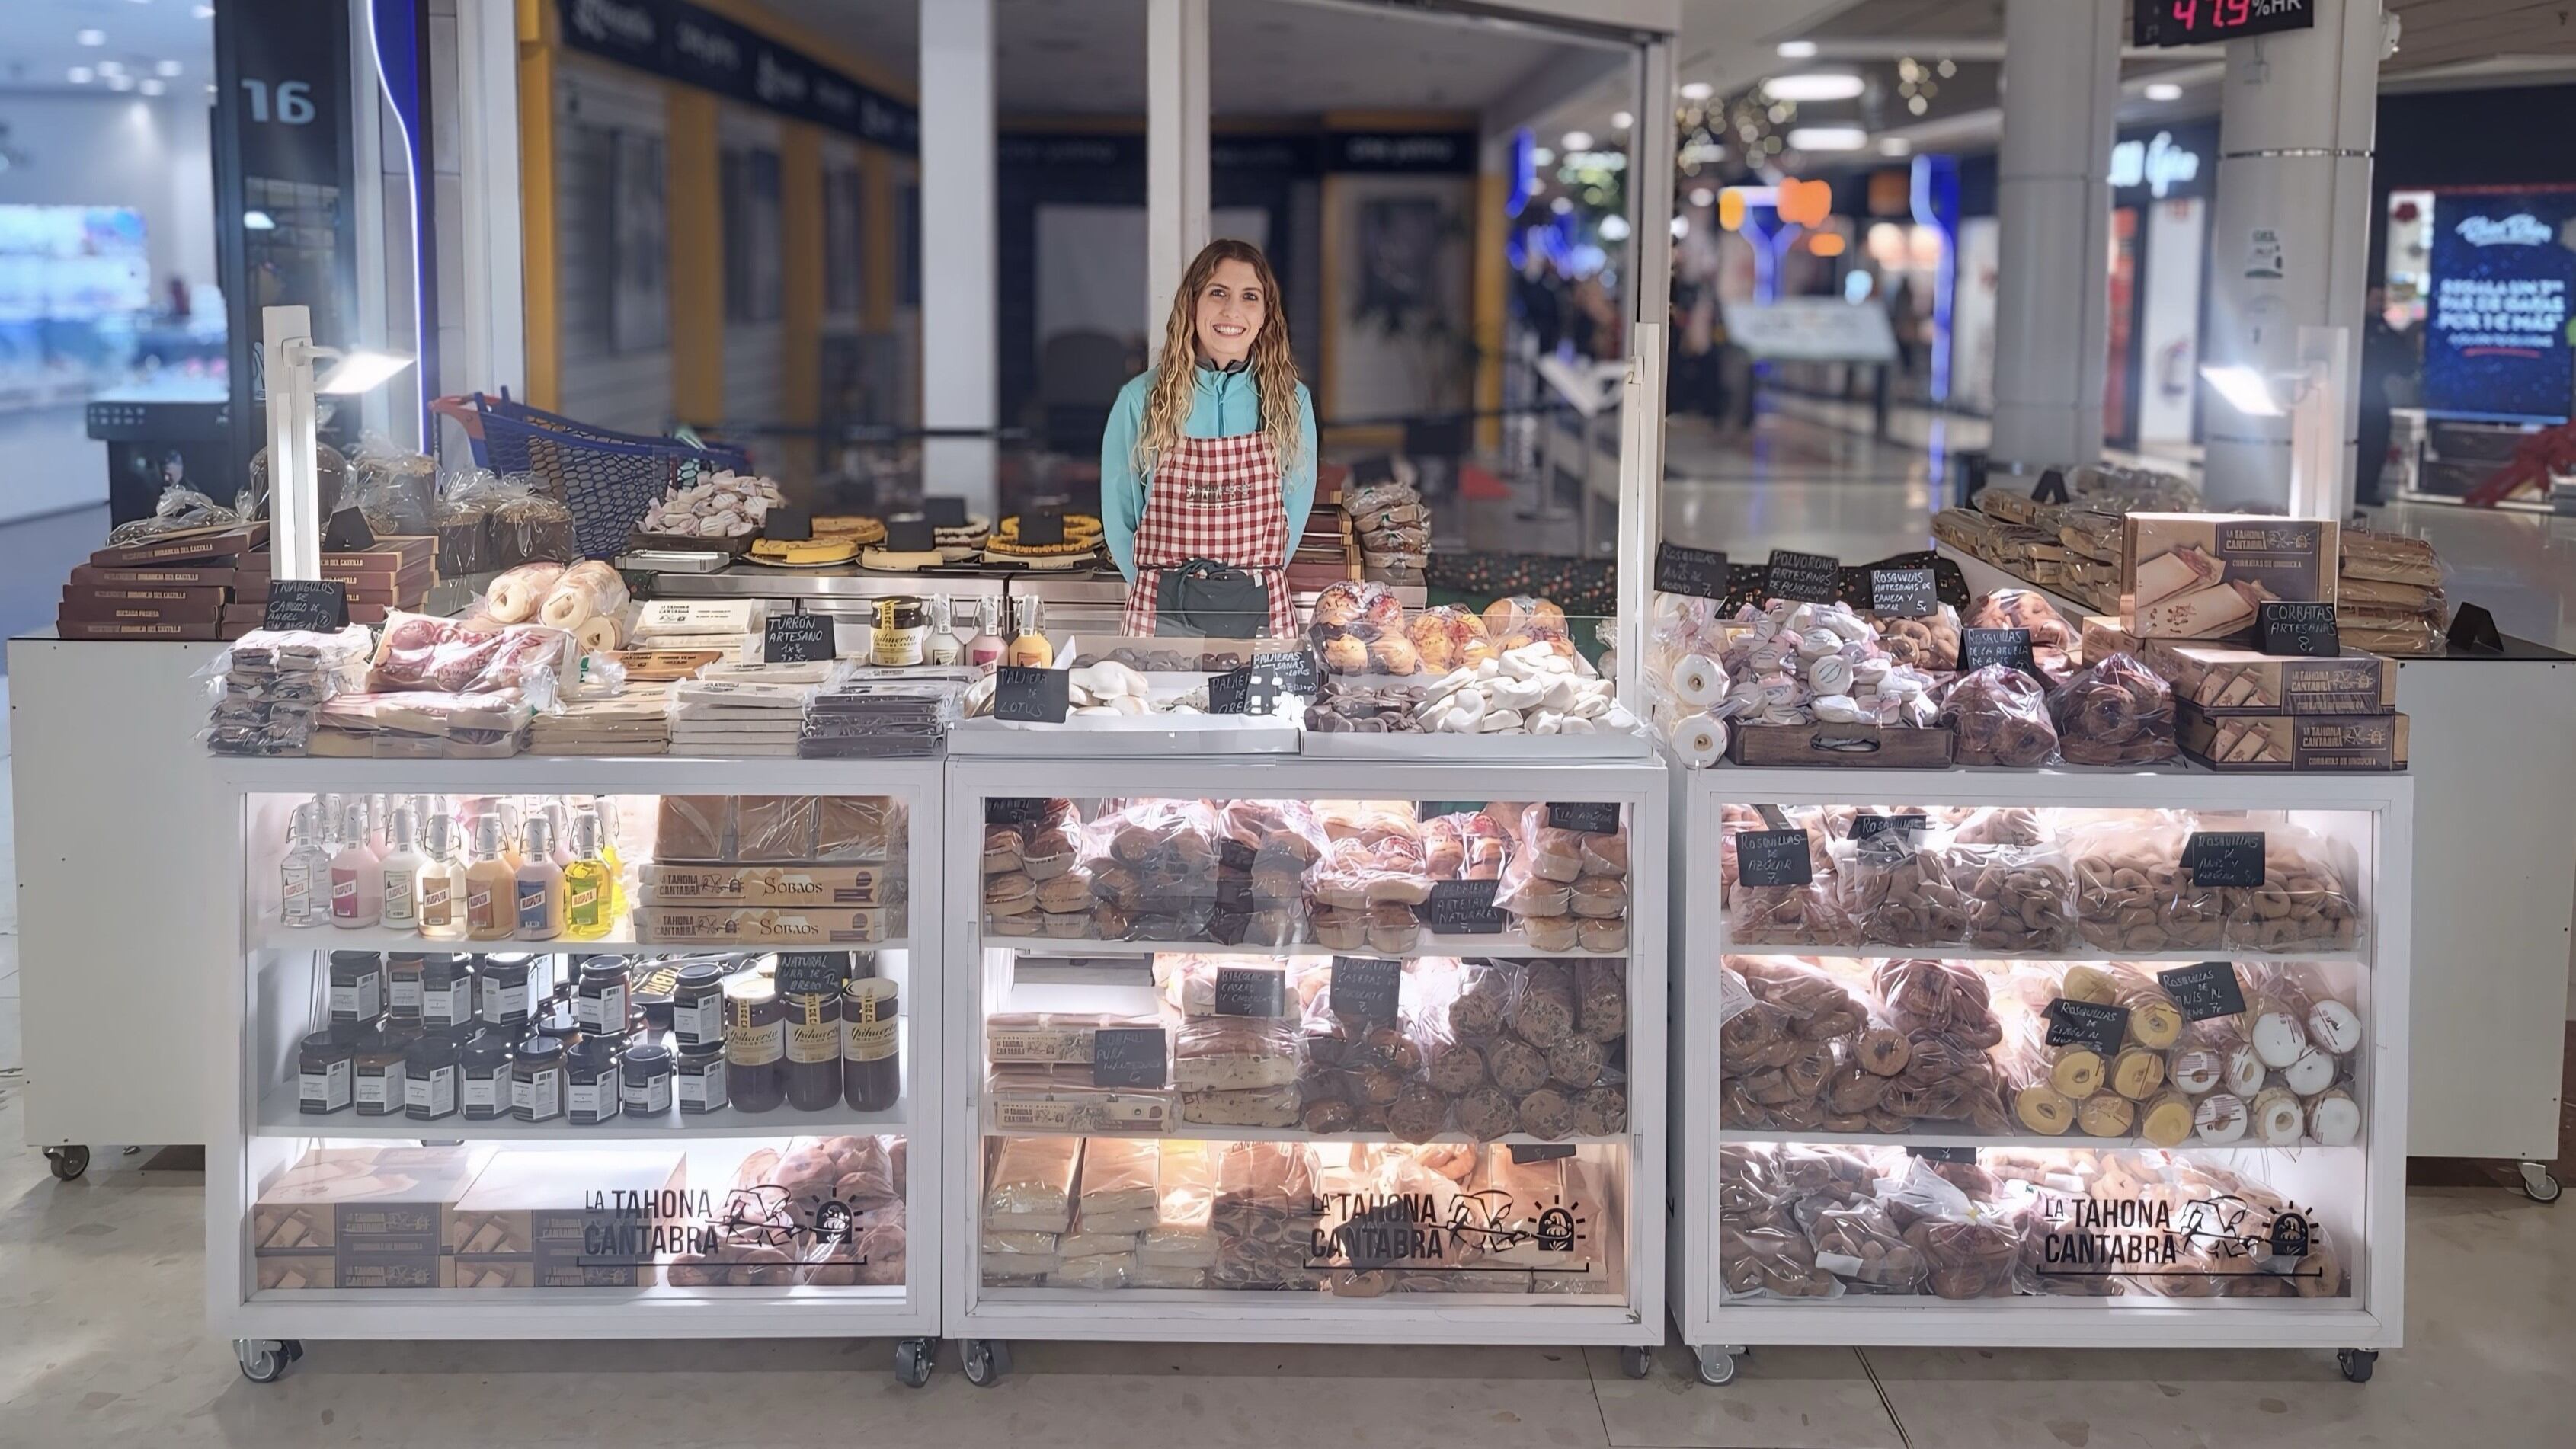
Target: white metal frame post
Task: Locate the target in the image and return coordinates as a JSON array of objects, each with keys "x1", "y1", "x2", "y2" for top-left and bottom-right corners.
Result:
[
  {"x1": 1146, "y1": 0, "x2": 1211, "y2": 352},
  {"x1": 453, "y1": 0, "x2": 527, "y2": 406},
  {"x1": 920, "y1": 0, "x2": 999, "y2": 513},
  {"x1": 262, "y1": 304, "x2": 325, "y2": 582},
  {"x1": 1989, "y1": 0, "x2": 2121, "y2": 477}
]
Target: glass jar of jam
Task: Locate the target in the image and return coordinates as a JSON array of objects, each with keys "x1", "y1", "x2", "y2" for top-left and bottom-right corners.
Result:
[
  {"x1": 676, "y1": 1043, "x2": 730, "y2": 1115},
  {"x1": 351, "y1": 1025, "x2": 405, "y2": 1116},
  {"x1": 567, "y1": 1036, "x2": 622, "y2": 1125},
  {"x1": 631, "y1": 960, "x2": 683, "y2": 1034},
  {"x1": 511, "y1": 1035, "x2": 567, "y2": 1123},
  {"x1": 671, "y1": 962, "x2": 728, "y2": 1048},
  {"x1": 782, "y1": 986, "x2": 843, "y2": 1112},
  {"x1": 402, "y1": 1033, "x2": 462, "y2": 1121},
  {"x1": 459, "y1": 1032, "x2": 514, "y2": 1121},
  {"x1": 386, "y1": 952, "x2": 427, "y2": 1020},
  {"x1": 296, "y1": 1028, "x2": 354, "y2": 1115},
  {"x1": 722, "y1": 974, "x2": 786, "y2": 1114},
  {"x1": 418, "y1": 954, "x2": 477, "y2": 1032},
  {"x1": 576, "y1": 957, "x2": 632, "y2": 1036},
  {"x1": 620, "y1": 1041, "x2": 674, "y2": 1118},
  {"x1": 478, "y1": 952, "x2": 538, "y2": 1028},
  {"x1": 872, "y1": 595, "x2": 929, "y2": 667},
  {"x1": 532, "y1": 996, "x2": 583, "y2": 1047},
  {"x1": 843, "y1": 977, "x2": 901, "y2": 1112},
  {"x1": 329, "y1": 951, "x2": 386, "y2": 1025}
]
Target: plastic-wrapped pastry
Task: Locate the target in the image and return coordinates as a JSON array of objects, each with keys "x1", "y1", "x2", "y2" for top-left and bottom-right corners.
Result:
[
  {"x1": 1454, "y1": 1084, "x2": 1518, "y2": 1140},
  {"x1": 1522, "y1": 915, "x2": 1580, "y2": 952},
  {"x1": 655, "y1": 796, "x2": 731, "y2": 862},
  {"x1": 1517, "y1": 1087, "x2": 1577, "y2": 1140},
  {"x1": 1445, "y1": 961, "x2": 1513, "y2": 1041},
  {"x1": 1964, "y1": 587, "x2": 2075, "y2": 654},
  {"x1": 1938, "y1": 664, "x2": 2060, "y2": 767},
  {"x1": 1954, "y1": 841, "x2": 2075, "y2": 954},
  {"x1": 1385, "y1": 1081, "x2": 1451, "y2": 1142},
  {"x1": 1576, "y1": 919, "x2": 1627, "y2": 952},
  {"x1": 1728, "y1": 879, "x2": 1853, "y2": 948},
  {"x1": 1576, "y1": 960, "x2": 1628, "y2": 1042},
  {"x1": 1486, "y1": 1037, "x2": 1550, "y2": 1096},
  {"x1": 2216, "y1": 827, "x2": 2361, "y2": 952},
  {"x1": 1573, "y1": 1083, "x2": 1628, "y2": 1136},
  {"x1": 1547, "y1": 1032, "x2": 1605, "y2": 1089},
  {"x1": 2048, "y1": 652, "x2": 2178, "y2": 766},
  {"x1": 1835, "y1": 833, "x2": 1970, "y2": 948},
  {"x1": 1872, "y1": 958, "x2": 2002, "y2": 1049}
]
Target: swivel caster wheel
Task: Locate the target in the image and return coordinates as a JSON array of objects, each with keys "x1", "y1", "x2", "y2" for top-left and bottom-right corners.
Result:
[
  {"x1": 962, "y1": 1338, "x2": 1011, "y2": 1387},
  {"x1": 235, "y1": 1339, "x2": 302, "y2": 1384},
  {"x1": 2337, "y1": 1348, "x2": 2376, "y2": 1384},
  {"x1": 45, "y1": 1146, "x2": 89, "y2": 1181},
  {"x1": 894, "y1": 1337, "x2": 936, "y2": 1388},
  {"x1": 2518, "y1": 1162, "x2": 2562, "y2": 1204},
  {"x1": 1695, "y1": 1347, "x2": 1738, "y2": 1387},
  {"x1": 1618, "y1": 1345, "x2": 1653, "y2": 1380}
]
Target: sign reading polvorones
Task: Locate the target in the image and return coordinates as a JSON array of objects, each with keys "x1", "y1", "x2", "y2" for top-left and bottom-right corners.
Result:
[
  {"x1": 558, "y1": 0, "x2": 917, "y2": 151},
  {"x1": 2423, "y1": 186, "x2": 2576, "y2": 423}
]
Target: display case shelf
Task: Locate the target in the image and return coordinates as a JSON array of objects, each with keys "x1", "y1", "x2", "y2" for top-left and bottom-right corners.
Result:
[
  {"x1": 977, "y1": 1118, "x2": 1627, "y2": 1147},
  {"x1": 255, "y1": 914, "x2": 914, "y2": 955},
  {"x1": 254, "y1": 1085, "x2": 910, "y2": 1140},
  {"x1": 1716, "y1": 942, "x2": 2367, "y2": 967},
  {"x1": 1717, "y1": 1128, "x2": 2361, "y2": 1153},
  {"x1": 978, "y1": 932, "x2": 1624, "y2": 961}
]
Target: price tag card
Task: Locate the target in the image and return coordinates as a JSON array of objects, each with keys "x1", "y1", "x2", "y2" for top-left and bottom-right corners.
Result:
[
  {"x1": 2184, "y1": 831, "x2": 2265, "y2": 888},
  {"x1": 1212, "y1": 966, "x2": 1288, "y2": 1017},
  {"x1": 1209, "y1": 648, "x2": 1317, "y2": 715},
  {"x1": 1906, "y1": 1145, "x2": 1980, "y2": 1164},
  {"x1": 763, "y1": 612, "x2": 836, "y2": 664},
  {"x1": 1547, "y1": 801, "x2": 1621, "y2": 834},
  {"x1": 2045, "y1": 999, "x2": 2131, "y2": 1056},
  {"x1": 1019, "y1": 508, "x2": 1067, "y2": 548},
  {"x1": 262, "y1": 579, "x2": 349, "y2": 632},
  {"x1": 1848, "y1": 812, "x2": 1929, "y2": 842},
  {"x1": 993, "y1": 667, "x2": 1073, "y2": 724},
  {"x1": 2257, "y1": 601, "x2": 2340, "y2": 658},
  {"x1": 1736, "y1": 829, "x2": 1814, "y2": 888},
  {"x1": 764, "y1": 505, "x2": 812, "y2": 542},
  {"x1": 1329, "y1": 958, "x2": 1403, "y2": 1020},
  {"x1": 1424, "y1": 878, "x2": 1506, "y2": 934},
  {"x1": 1654, "y1": 542, "x2": 1729, "y2": 600},
  {"x1": 1509, "y1": 1144, "x2": 1578, "y2": 1164},
  {"x1": 776, "y1": 952, "x2": 850, "y2": 995},
  {"x1": 1251, "y1": 647, "x2": 1317, "y2": 697},
  {"x1": 323, "y1": 507, "x2": 376, "y2": 552},
  {"x1": 1960, "y1": 627, "x2": 2039, "y2": 679},
  {"x1": 1090, "y1": 1027, "x2": 1169, "y2": 1089},
  {"x1": 1766, "y1": 549, "x2": 1843, "y2": 604},
  {"x1": 2158, "y1": 962, "x2": 2249, "y2": 1022},
  {"x1": 1869, "y1": 565, "x2": 1938, "y2": 618},
  {"x1": 986, "y1": 796, "x2": 1052, "y2": 825},
  {"x1": 883, "y1": 516, "x2": 936, "y2": 553},
  {"x1": 924, "y1": 495, "x2": 970, "y2": 527}
]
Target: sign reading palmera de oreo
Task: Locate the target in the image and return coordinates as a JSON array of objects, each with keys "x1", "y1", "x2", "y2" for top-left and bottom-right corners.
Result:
[{"x1": 2119, "y1": 513, "x2": 2339, "y2": 644}]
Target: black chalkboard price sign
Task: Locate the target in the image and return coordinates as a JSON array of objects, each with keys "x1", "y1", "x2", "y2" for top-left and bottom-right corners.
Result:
[
  {"x1": 1212, "y1": 966, "x2": 1287, "y2": 1017},
  {"x1": 1736, "y1": 830, "x2": 1813, "y2": 887},
  {"x1": 2158, "y1": 962, "x2": 2248, "y2": 1022},
  {"x1": 883, "y1": 516, "x2": 936, "y2": 553},
  {"x1": 2257, "y1": 601, "x2": 2339, "y2": 658},
  {"x1": 2045, "y1": 999, "x2": 2131, "y2": 1057},
  {"x1": 1848, "y1": 812, "x2": 1928, "y2": 843},
  {"x1": 2184, "y1": 831, "x2": 2265, "y2": 888},
  {"x1": 1960, "y1": 627, "x2": 2038, "y2": 680},
  {"x1": 1766, "y1": 549, "x2": 1843, "y2": 604},
  {"x1": 992, "y1": 666, "x2": 1072, "y2": 724},
  {"x1": 1654, "y1": 542, "x2": 1729, "y2": 600},
  {"x1": 924, "y1": 494, "x2": 970, "y2": 527},
  {"x1": 1869, "y1": 566, "x2": 1938, "y2": 618},
  {"x1": 1090, "y1": 1027, "x2": 1168, "y2": 1089},
  {"x1": 763, "y1": 611, "x2": 835, "y2": 664},
  {"x1": 1018, "y1": 509, "x2": 1066, "y2": 548},
  {"x1": 262, "y1": 578, "x2": 349, "y2": 632},
  {"x1": 1547, "y1": 802, "x2": 1621, "y2": 834},
  {"x1": 1424, "y1": 878, "x2": 1506, "y2": 933},
  {"x1": 776, "y1": 952, "x2": 850, "y2": 995},
  {"x1": 1328, "y1": 958, "x2": 1403, "y2": 1020}
]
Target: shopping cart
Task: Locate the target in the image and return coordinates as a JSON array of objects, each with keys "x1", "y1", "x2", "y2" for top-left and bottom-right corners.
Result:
[{"x1": 431, "y1": 392, "x2": 750, "y2": 559}]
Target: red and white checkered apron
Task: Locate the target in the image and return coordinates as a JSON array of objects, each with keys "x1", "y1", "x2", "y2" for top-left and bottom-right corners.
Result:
[{"x1": 1121, "y1": 428, "x2": 1296, "y2": 638}]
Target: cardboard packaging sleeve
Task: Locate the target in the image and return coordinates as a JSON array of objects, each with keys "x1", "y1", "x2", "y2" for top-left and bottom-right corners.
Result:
[
  {"x1": 2176, "y1": 703, "x2": 2409, "y2": 771},
  {"x1": 251, "y1": 1145, "x2": 488, "y2": 1253},
  {"x1": 631, "y1": 905, "x2": 901, "y2": 945},
  {"x1": 638, "y1": 862, "x2": 903, "y2": 908},
  {"x1": 2120, "y1": 513, "x2": 2338, "y2": 643},
  {"x1": 2081, "y1": 616, "x2": 2396, "y2": 715},
  {"x1": 448, "y1": 1150, "x2": 686, "y2": 1260},
  {"x1": 256, "y1": 1251, "x2": 456, "y2": 1291}
]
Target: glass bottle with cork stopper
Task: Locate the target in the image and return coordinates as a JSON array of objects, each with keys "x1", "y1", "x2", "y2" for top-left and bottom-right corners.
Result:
[
  {"x1": 280, "y1": 801, "x2": 331, "y2": 928},
  {"x1": 513, "y1": 816, "x2": 565, "y2": 941},
  {"x1": 561, "y1": 812, "x2": 616, "y2": 941},
  {"x1": 415, "y1": 811, "x2": 466, "y2": 940},
  {"x1": 1005, "y1": 593, "x2": 1054, "y2": 668},
  {"x1": 464, "y1": 814, "x2": 516, "y2": 941}
]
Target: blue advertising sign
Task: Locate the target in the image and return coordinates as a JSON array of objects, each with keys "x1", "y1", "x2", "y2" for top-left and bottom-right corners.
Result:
[{"x1": 2424, "y1": 187, "x2": 2576, "y2": 423}]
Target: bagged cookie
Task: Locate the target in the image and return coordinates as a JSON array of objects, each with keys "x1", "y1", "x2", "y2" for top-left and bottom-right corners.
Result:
[
  {"x1": 2217, "y1": 825, "x2": 2360, "y2": 952},
  {"x1": 1938, "y1": 664, "x2": 2060, "y2": 767},
  {"x1": 2048, "y1": 651, "x2": 2178, "y2": 766},
  {"x1": 1832, "y1": 830, "x2": 1970, "y2": 948},
  {"x1": 1953, "y1": 839, "x2": 2076, "y2": 954}
]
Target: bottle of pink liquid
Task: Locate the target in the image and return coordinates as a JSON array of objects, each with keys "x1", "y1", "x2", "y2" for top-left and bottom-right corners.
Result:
[{"x1": 330, "y1": 801, "x2": 385, "y2": 929}]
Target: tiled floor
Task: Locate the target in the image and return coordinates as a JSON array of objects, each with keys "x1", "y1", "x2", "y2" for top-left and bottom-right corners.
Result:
[{"x1": 1, "y1": 409, "x2": 2572, "y2": 1444}]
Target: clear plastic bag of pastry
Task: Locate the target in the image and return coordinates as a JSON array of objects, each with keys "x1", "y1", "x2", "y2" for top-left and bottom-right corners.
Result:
[
  {"x1": 1806, "y1": 1199, "x2": 1929, "y2": 1293},
  {"x1": 1830, "y1": 830, "x2": 1970, "y2": 948},
  {"x1": 2048, "y1": 651, "x2": 2178, "y2": 766},
  {"x1": 1726, "y1": 875, "x2": 1853, "y2": 948},
  {"x1": 2066, "y1": 812, "x2": 2219, "y2": 952},
  {"x1": 1950, "y1": 836, "x2": 2077, "y2": 954},
  {"x1": 1937, "y1": 664, "x2": 2062, "y2": 767},
  {"x1": 1420, "y1": 809, "x2": 1509, "y2": 881},
  {"x1": 984, "y1": 1136, "x2": 1083, "y2": 1234},
  {"x1": 1309, "y1": 581, "x2": 1410, "y2": 675},
  {"x1": 1405, "y1": 603, "x2": 1499, "y2": 673},
  {"x1": 731, "y1": 795, "x2": 818, "y2": 862},
  {"x1": 2215, "y1": 822, "x2": 2363, "y2": 952},
  {"x1": 1963, "y1": 587, "x2": 2075, "y2": 658},
  {"x1": 1880, "y1": 1160, "x2": 2033, "y2": 1299},
  {"x1": 1868, "y1": 602, "x2": 1961, "y2": 670}
]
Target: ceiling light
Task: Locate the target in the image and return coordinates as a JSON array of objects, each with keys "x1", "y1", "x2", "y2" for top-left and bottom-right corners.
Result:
[
  {"x1": 1763, "y1": 72, "x2": 1867, "y2": 103},
  {"x1": 243, "y1": 210, "x2": 276, "y2": 230},
  {"x1": 1680, "y1": 81, "x2": 1714, "y2": 101},
  {"x1": 1611, "y1": 110, "x2": 1634, "y2": 131},
  {"x1": 1598, "y1": 214, "x2": 1632, "y2": 242},
  {"x1": 67, "y1": 66, "x2": 94, "y2": 84},
  {"x1": 1550, "y1": 197, "x2": 1573, "y2": 215},
  {"x1": 1688, "y1": 186, "x2": 1716, "y2": 208},
  {"x1": 1777, "y1": 40, "x2": 1819, "y2": 59},
  {"x1": 1561, "y1": 130, "x2": 1594, "y2": 152},
  {"x1": 2144, "y1": 82, "x2": 2184, "y2": 101},
  {"x1": 157, "y1": 59, "x2": 183, "y2": 76},
  {"x1": 78, "y1": 29, "x2": 106, "y2": 46},
  {"x1": 1878, "y1": 136, "x2": 1914, "y2": 157},
  {"x1": 2201, "y1": 363, "x2": 2285, "y2": 417},
  {"x1": 139, "y1": 78, "x2": 165, "y2": 95},
  {"x1": 98, "y1": 59, "x2": 124, "y2": 75},
  {"x1": 1787, "y1": 126, "x2": 1867, "y2": 152},
  {"x1": 1909, "y1": 95, "x2": 1929, "y2": 115}
]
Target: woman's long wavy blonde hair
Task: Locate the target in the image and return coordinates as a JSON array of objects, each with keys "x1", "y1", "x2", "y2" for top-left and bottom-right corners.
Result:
[{"x1": 1133, "y1": 238, "x2": 1305, "y2": 479}]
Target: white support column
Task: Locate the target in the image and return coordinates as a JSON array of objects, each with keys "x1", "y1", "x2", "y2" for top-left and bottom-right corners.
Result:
[
  {"x1": 2203, "y1": 0, "x2": 2384, "y2": 513},
  {"x1": 1146, "y1": 0, "x2": 1211, "y2": 352},
  {"x1": 1989, "y1": 0, "x2": 2121, "y2": 477},
  {"x1": 453, "y1": 0, "x2": 526, "y2": 408},
  {"x1": 921, "y1": 0, "x2": 999, "y2": 511}
]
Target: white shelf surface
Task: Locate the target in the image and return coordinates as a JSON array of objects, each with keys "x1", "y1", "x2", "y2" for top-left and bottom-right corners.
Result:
[
  {"x1": 983, "y1": 932, "x2": 1627, "y2": 961},
  {"x1": 249, "y1": 1283, "x2": 903, "y2": 1308},
  {"x1": 256, "y1": 913, "x2": 910, "y2": 955},
  {"x1": 255, "y1": 1085, "x2": 907, "y2": 1140},
  {"x1": 1718, "y1": 1128, "x2": 2360, "y2": 1153},
  {"x1": 1720, "y1": 942, "x2": 2366, "y2": 966},
  {"x1": 979, "y1": 1117, "x2": 1629, "y2": 1147}
]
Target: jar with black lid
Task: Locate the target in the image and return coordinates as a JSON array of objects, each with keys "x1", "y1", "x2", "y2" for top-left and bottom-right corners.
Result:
[
  {"x1": 459, "y1": 1032, "x2": 514, "y2": 1120},
  {"x1": 630, "y1": 959, "x2": 683, "y2": 1034},
  {"x1": 351, "y1": 1025, "x2": 405, "y2": 1116},
  {"x1": 872, "y1": 595, "x2": 929, "y2": 667},
  {"x1": 329, "y1": 952, "x2": 386, "y2": 1025},
  {"x1": 418, "y1": 955, "x2": 476, "y2": 1032},
  {"x1": 782, "y1": 986, "x2": 843, "y2": 1112},
  {"x1": 843, "y1": 977, "x2": 901, "y2": 1112},
  {"x1": 567, "y1": 1036, "x2": 622, "y2": 1125},
  {"x1": 671, "y1": 963, "x2": 727, "y2": 1048},
  {"x1": 478, "y1": 952, "x2": 538, "y2": 1027},
  {"x1": 722, "y1": 974, "x2": 786, "y2": 1114},
  {"x1": 386, "y1": 952, "x2": 428, "y2": 1020},
  {"x1": 620, "y1": 1041, "x2": 674, "y2": 1118},
  {"x1": 532, "y1": 996, "x2": 583, "y2": 1046},
  {"x1": 297, "y1": 1028, "x2": 354, "y2": 1115},
  {"x1": 576, "y1": 957, "x2": 632, "y2": 1036},
  {"x1": 402, "y1": 1034, "x2": 462, "y2": 1121},
  {"x1": 510, "y1": 1036, "x2": 567, "y2": 1122},
  {"x1": 675, "y1": 1043, "x2": 730, "y2": 1114}
]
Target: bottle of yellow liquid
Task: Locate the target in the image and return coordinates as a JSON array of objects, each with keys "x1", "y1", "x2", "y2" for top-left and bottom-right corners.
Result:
[
  {"x1": 562, "y1": 813, "x2": 616, "y2": 941},
  {"x1": 464, "y1": 815, "x2": 517, "y2": 941},
  {"x1": 1005, "y1": 594, "x2": 1054, "y2": 668}
]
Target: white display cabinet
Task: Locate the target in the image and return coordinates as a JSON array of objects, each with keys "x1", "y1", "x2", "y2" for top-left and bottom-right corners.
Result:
[
  {"x1": 1669, "y1": 765, "x2": 2412, "y2": 1388},
  {"x1": 942, "y1": 756, "x2": 1669, "y2": 1384},
  {"x1": 209, "y1": 758, "x2": 946, "y2": 1387}
]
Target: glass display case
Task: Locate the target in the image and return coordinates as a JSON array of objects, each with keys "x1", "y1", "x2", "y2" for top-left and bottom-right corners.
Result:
[
  {"x1": 1671, "y1": 767, "x2": 2411, "y2": 1388},
  {"x1": 942, "y1": 757, "x2": 1668, "y2": 1367},
  {"x1": 208, "y1": 760, "x2": 947, "y2": 1385}
]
